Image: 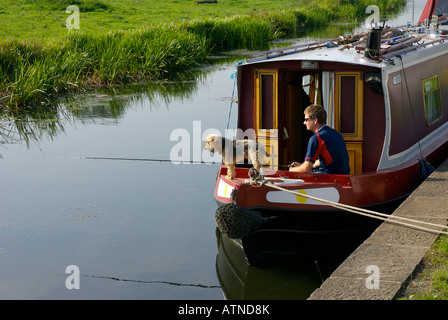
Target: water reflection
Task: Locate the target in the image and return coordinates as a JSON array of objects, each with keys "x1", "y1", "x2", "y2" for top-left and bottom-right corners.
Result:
[
  {"x1": 215, "y1": 228, "x2": 354, "y2": 300},
  {"x1": 0, "y1": 69, "x2": 212, "y2": 150},
  {"x1": 63, "y1": 72, "x2": 209, "y2": 120},
  {"x1": 0, "y1": 106, "x2": 68, "y2": 148}
]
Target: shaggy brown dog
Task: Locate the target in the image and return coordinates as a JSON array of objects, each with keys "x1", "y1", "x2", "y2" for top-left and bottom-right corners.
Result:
[{"x1": 204, "y1": 134, "x2": 271, "y2": 180}]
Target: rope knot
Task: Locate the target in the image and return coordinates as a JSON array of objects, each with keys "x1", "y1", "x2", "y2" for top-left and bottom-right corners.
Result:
[{"x1": 248, "y1": 167, "x2": 266, "y2": 185}]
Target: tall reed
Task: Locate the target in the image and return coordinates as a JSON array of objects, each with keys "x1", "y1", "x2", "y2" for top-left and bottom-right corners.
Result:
[
  {"x1": 0, "y1": 25, "x2": 209, "y2": 108},
  {"x1": 185, "y1": 15, "x2": 277, "y2": 51}
]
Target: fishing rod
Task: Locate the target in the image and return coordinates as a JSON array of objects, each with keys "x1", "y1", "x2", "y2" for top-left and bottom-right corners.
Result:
[
  {"x1": 52, "y1": 156, "x2": 221, "y2": 165},
  {"x1": 46, "y1": 156, "x2": 293, "y2": 168}
]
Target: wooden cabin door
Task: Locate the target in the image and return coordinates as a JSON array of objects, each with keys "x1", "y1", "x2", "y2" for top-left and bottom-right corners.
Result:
[
  {"x1": 334, "y1": 71, "x2": 364, "y2": 174},
  {"x1": 254, "y1": 70, "x2": 278, "y2": 170},
  {"x1": 283, "y1": 72, "x2": 314, "y2": 165}
]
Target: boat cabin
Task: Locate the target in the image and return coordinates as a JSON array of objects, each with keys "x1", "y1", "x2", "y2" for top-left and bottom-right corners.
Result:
[{"x1": 235, "y1": 25, "x2": 448, "y2": 176}]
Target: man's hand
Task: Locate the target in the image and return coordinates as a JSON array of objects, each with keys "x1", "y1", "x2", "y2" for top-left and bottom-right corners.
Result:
[
  {"x1": 289, "y1": 162, "x2": 300, "y2": 168},
  {"x1": 289, "y1": 161, "x2": 313, "y2": 172}
]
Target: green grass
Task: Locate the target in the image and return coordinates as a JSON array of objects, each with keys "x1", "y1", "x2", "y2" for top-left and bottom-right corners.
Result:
[
  {"x1": 0, "y1": 0, "x2": 407, "y2": 109},
  {"x1": 1, "y1": 0, "x2": 310, "y2": 41},
  {"x1": 0, "y1": 0, "x2": 407, "y2": 41},
  {"x1": 401, "y1": 235, "x2": 448, "y2": 300}
]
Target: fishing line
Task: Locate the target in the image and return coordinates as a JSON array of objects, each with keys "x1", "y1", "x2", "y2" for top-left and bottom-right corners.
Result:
[
  {"x1": 226, "y1": 70, "x2": 237, "y2": 131},
  {"x1": 82, "y1": 274, "x2": 221, "y2": 289}
]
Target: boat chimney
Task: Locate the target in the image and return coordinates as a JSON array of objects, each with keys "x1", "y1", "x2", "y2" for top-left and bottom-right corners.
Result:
[{"x1": 364, "y1": 19, "x2": 386, "y2": 60}]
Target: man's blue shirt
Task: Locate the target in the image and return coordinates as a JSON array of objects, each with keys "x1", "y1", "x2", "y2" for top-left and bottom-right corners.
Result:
[{"x1": 305, "y1": 125, "x2": 350, "y2": 174}]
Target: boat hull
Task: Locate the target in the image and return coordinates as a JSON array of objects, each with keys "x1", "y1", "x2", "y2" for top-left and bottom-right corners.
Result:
[
  {"x1": 215, "y1": 227, "x2": 357, "y2": 299},
  {"x1": 213, "y1": 163, "x2": 421, "y2": 212},
  {"x1": 240, "y1": 220, "x2": 377, "y2": 266},
  {"x1": 212, "y1": 141, "x2": 448, "y2": 265},
  {"x1": 214, "y1": 186, "x2": 402, "y2": 266}
]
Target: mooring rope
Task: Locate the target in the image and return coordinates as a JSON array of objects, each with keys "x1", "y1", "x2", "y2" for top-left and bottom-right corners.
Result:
[
  {"x1": 250, "y1": 174, "x2": 448, "y2": 236},
  {"x1": 226, "y1": 70, "x2": 237, "y2": 131}
]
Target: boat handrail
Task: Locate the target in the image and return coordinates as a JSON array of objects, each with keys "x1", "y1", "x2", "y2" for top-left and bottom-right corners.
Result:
[
  {"x1": 379, "y1": 36, "x2": 422, "y2": 55},
  {"x1": 245, "y1": 24, "x2": 446, "y2": 64},
  {"x1": 381, "y1": 37, "x2": 446, "y2": 59},
  {"x1": 248, "y1": 37, "x2": 341, "y2": 60}
]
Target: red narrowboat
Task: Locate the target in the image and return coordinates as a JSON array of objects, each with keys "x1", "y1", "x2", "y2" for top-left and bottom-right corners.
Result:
[{"x1": 213, "y1": 6, "x2": 448, "y2": 265}]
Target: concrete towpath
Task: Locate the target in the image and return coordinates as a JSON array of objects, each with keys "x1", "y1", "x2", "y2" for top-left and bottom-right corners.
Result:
[{"x1": 308, "y1": 157, "x2": 448, "y2": 300}]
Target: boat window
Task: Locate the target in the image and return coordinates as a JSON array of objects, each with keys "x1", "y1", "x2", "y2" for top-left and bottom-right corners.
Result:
[
  {"x1": 334, "y1": 71, "x2": 364, "y2": 175},
  {"x1": 334, "y1": 71, "x2": 363, "y2": 141},
  {"x1": 261, "y1": 73, "x2": 274, "y2": 129},
  {"x1": 340, "y1": 76, "x2": 356, "y2": 133},
  {"x1": 422, "y1": 74, "x2": 442, "y2": 126},
  {"x1": 255, "y1": 70, "x2": 278, "y2": 131},
  {"x1": 254, "y1": 69, "x2": 279, "y2": 169}
]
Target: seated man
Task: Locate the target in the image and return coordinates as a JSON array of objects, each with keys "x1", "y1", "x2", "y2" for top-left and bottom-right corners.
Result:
[{"x1": 290, "y1": 104, "x2": 350, "y2": 175}]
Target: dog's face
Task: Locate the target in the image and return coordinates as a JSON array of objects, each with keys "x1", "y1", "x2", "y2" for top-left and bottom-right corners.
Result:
[{"x1": 204, "y1": 134, "x2": 219, "y2": 153}]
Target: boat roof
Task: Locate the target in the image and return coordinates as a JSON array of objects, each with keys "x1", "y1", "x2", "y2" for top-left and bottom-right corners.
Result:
[
  {"x1": 243, "y1": 24, "x2": 448, "y2": 69},
  {"x1": 249, "y1": 41, "x2": 382, "y2": 68}
]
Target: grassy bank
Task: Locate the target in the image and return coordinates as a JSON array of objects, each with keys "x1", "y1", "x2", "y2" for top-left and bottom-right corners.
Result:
[
  {"x1": 398, "y1": 235, "x2": 448, "y2": 300},
  {"x1": 0, "y1": 0, "x2": 407, "y2": 109},
  {"x1": 0, "y1": 0, "x2": 406, "y2": 41},
  {"x1": 0, "y1": 26, "x2": 209, "y2": 107}
]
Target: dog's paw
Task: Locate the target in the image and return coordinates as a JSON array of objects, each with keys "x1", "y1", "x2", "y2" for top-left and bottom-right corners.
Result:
[{"x1": 225, "y1": 174, "x2": 235, "y2": 180}]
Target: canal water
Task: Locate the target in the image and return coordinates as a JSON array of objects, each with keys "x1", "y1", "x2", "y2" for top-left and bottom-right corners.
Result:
[{"x1": 0, "y1": 2, "x2": 424, "y2": 300}]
